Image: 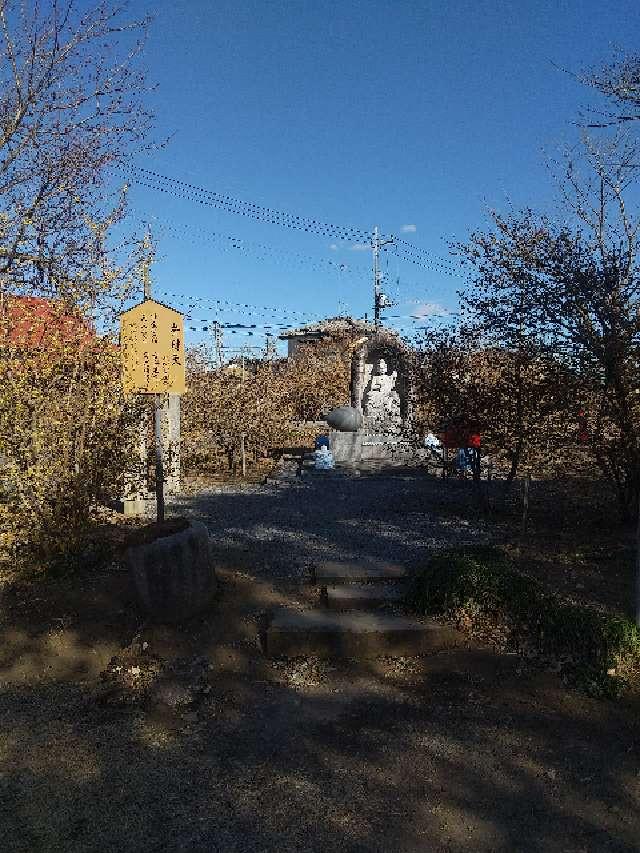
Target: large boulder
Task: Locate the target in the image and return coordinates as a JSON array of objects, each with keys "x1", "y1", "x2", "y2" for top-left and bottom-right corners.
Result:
[
  {"x1": 326, "y1": 406, "x2": 363, "y2": 433},
  {"x1": 125, "y1": 519, "x2": 218, "y2": 622}
]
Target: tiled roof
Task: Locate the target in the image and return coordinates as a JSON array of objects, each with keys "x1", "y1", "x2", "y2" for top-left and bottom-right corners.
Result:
[
  {"x1": 280, "y1": 316, "x2": 379, "y2": 339},
  {"x1": 1, "y1": 296, "x2": 97, "y2": 350}
]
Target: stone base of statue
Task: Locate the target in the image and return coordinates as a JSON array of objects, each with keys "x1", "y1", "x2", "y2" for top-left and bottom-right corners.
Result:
[
  {"x1": 329, "y1": 431, "x2": 362, "y2": 464},
  {"x1": 360, "y1": 434, "x2": 414, "y2": 462},
  {"x1": 329, "y1": 431, "x2": 416, "y2": 466}
]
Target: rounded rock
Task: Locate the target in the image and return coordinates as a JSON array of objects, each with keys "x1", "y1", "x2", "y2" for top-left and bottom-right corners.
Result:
[{"x1": 326, "y1": 406, "x2": 363, "y2": 432}]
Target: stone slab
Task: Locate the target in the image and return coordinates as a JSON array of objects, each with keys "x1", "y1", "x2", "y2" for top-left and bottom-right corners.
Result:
[
  {"x1": 313, "y1": 559, "x2": 408, "y2": 584},
  {"x1": 265, "y1": 609, "x2": 461, "y2": 658},
  {"x1": 329, "y1": 431, "x2": 363, "y2": 463},
  {"x1": 330, "y1": 431, "x2": 417, "y2": 465},
  {"x1": 359, "y1": 434, "x2": 413, "y2": 462},
  {"x1": 322, "y1": 583, "x2": 406, "y2": 610},
  {"x1": 121, "y1": 496, "x2": 157, "y2": 517}
]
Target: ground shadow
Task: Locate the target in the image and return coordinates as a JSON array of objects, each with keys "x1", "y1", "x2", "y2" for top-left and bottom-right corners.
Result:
[{"x1": 1, "y1": 471, "x2": 639, "y2": 851}]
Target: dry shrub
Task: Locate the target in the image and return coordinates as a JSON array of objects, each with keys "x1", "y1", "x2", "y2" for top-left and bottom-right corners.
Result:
[
  {"x1": 181, "y1": 350, "x2": 295, "y2": 476},
  {"x1": 284, "y1": 338, "x2": 351, "y2": 422},
  {"x1": 0, "y1": 314, "x2": 141, "y2": 565},
  {"x1": 181, "y1": 339, "x2": 351, "y2": 476}
]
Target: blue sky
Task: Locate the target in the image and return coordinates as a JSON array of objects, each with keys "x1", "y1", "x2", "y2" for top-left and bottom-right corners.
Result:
[{"x1": 120, "y1": 0, "x2": 640, "y2": 354}]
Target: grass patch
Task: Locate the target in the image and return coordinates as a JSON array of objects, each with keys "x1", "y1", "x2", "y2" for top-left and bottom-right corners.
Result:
[{"x1": 408, "y1": 546, "x2": 640, "y2": 698}]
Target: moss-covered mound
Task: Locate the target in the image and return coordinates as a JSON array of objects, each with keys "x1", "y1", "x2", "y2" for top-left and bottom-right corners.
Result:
[{"x1": 409, "y1": 547, "x2": 640, "y2": 698}]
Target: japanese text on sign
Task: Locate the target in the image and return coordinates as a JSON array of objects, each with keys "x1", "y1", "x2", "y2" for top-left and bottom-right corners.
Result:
[{"x1": 120, "y1": 299, "x2": 186, "y2": 395}]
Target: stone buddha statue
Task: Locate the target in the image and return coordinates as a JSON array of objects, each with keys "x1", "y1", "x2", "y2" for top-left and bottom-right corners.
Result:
[{"x1": 363, "y1": 358, "x2": 401, "y2": 433}]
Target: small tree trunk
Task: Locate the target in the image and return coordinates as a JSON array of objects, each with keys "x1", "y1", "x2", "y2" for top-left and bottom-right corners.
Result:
[
  {"x1": 472, "y1": 448, "x2": 481, "y2": 482},
  {"x1": 507, "y1": 449, "x2": 521, "y2": 483},
  {"x1": 521, "y1": 473, "x2": 531, "y2": 535},
  {"x1": 635, "y1": 496, "x2": 640, "y2": 629},
  {"x1": 507, "y1": 441, "x2": 523, "y2": 483}
]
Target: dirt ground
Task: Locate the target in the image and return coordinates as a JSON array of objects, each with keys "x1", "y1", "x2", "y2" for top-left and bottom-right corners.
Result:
[{"x1": 1, "y1": 471, "x2": 639, "y2": 852}]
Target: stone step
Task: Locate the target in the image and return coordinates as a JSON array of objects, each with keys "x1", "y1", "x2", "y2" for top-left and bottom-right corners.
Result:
[
  {"x1": 320, "y1": 582, "x2": 406, "y2": 610},
  {"x1": 312, "y1": 559, "x2": 408, "y2": 584},
  {"x1": 264, "y1": 609, "x2": 460, "y2": 658}
]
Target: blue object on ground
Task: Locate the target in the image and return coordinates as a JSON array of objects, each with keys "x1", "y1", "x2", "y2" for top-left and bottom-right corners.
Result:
[{"x1": 314, "y1": 447, "x2": 335, "y2": 470}]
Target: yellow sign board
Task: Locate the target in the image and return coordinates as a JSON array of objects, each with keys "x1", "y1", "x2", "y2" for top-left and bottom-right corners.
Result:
[{"x1": 120, "y1": 299, "x2": 186, "y2": 395}]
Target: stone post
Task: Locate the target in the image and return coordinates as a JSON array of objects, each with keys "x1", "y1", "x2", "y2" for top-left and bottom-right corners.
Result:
[
  {"x1": 123, "y1": 402, "x2": 154, "y2": 517},
  {"x1": 165, "y1": 393, "x2": 181, "y2": 495},
  {"x1": 351, "y1": 343, "x2": 367, "y2": 413}
]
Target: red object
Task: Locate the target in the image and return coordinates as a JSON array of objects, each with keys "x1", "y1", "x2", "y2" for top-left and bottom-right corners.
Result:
[
  {"x1": 2, "y1": 296, "x2": 96, "y2": 350},
  {"x1": 576, "y1": 409, "x2": 589, "y2": 444},
  {"x1": 442, "y1": 427, "x2": 481, "y2": 449}
]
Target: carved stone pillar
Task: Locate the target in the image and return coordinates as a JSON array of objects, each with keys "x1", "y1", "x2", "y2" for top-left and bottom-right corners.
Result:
[{"x1": 350, "y1": 343, "x2": 367, "y2": 413}]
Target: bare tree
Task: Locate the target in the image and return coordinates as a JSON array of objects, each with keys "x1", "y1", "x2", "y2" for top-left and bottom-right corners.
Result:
[
  {"x1": 415, "y1": 317, "x2": 572, "y2": 483},
  {"x1": 582, "y1": 53, "x2": 640, "y2": 128},
  {"x1": 450, "y1": 131, "x2": 640, "y2": 514},
  {"x1": 547, "y1": 139, "x2": 640, "y2": 514},
  {"x1": 0, "y1": 0, "x2": 152, "y2": 310}
]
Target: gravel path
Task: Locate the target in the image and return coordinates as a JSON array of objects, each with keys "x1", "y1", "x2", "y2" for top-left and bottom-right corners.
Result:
[{"x1": 171, "y1": 470, "x2": 488, "y2": 581}]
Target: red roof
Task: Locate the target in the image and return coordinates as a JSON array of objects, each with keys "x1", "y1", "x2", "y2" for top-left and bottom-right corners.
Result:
[{"x1": 1, "y1": 296, "x2": 96, "y2": 351}]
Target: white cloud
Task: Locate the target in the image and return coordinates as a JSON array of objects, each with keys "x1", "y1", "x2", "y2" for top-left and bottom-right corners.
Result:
[
  {"x1": 411, "y1": 301, "x2": 449, "y2": 319},
  {"x1": 350, "y1": 243, "x2": 370, "y2": 252},
  {"x1": 401, "y1": 224, "x2": 417, "y2": 233},
  {"x1": 329, "y1": 243, "x2": 338, "y2": 251}
]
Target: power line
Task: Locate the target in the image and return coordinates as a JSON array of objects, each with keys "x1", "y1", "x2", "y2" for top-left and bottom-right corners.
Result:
[
  {"x1": 121, "y1": 163, "x2": 461, "y2": 277},
  {"x1": 135, "y1": 214, "x2": 367, "y2": 283},
  {"x1": 153, "y1": 287, "x2": 321, "y2": 321},
  {"x1": 393, "y1": 238, "x2": 461, "y2": 277},
  {"x1": 121, "y1": 164, "x2": 371, "y2": 242}
]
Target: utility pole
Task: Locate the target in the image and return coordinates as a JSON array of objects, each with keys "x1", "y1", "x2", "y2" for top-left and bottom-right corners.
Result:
[
  {"x1": 212, "y1": 320, "x2": 224, "y2": 368},
  {"x1": 264, "y1": 332, "x2": 276, "y2": 360},
  {"x1": 140, "y1": 230, "x2": 164, "y2": 523},
  {"x1": 372, "y1": 226, "x2": 395, "y2": 327},
  {"x1": 142, "y1": 230, "x2": 154, "y2": 300}
]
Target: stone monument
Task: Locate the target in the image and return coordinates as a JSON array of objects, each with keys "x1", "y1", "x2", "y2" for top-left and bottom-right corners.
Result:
[
  {"x1": 328, "y1": 330, "x2": 416, "y2": 465},
  {"x1": 363, "y1": 357, "x2": 402, "y2": 434}
]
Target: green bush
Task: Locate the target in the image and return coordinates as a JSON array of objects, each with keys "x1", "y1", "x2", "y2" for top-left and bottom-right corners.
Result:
[{"x1": 408, "y1": 547, "x2": 640, "y2": 698}]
